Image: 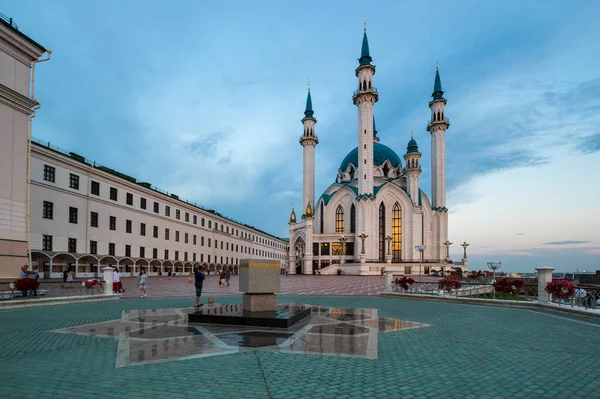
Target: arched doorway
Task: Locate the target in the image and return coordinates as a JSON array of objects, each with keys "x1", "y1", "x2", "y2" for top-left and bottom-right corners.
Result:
[
  {"x1": 118, "y1": 257, "x2": 135, "y2": 276},
  {"x1": 292, "y1": 237, "x2": 306, "y2": 274},
  {"x1": 149, "y1": 259, "x2": 161, "y2": 276},
  {"x1": 52, "y1": 253, "x2": 78, "y2": 279},
  {"x1": 78, "y1": 255, "x2": 99, "y2": 278},
  {"x1": 30, "y1": 251, "x2": 51, "y2": 279}
]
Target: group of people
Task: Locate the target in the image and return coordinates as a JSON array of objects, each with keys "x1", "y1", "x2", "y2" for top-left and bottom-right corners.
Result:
[{"x1": 19, "y1": 265, "x2": 40, "y2": 297}]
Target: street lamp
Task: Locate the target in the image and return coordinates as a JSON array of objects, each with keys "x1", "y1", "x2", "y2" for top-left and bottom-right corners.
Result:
[
  {"x1": 415, "y1": 244, "x2": 426, "y2": 283},
  {"x1": 385, "y1": 236, "x2": 392, "y2": 264},
  {"x1": 358, "y1": 232, "x2": 368, "y2": 255},
  {"x1": 442, "y1": 240, "x2": 453, "y2": 262},
  {"x1": 487, "y1": 261, "x2": 501, "y2": 283},
  {"x1": 461, "y1": 241, "x2": 470, "y2": 258}
]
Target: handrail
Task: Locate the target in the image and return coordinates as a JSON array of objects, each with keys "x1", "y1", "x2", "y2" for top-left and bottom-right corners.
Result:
[{"x1": 0, "y1": 13, "x2": 19, "y2": 30}]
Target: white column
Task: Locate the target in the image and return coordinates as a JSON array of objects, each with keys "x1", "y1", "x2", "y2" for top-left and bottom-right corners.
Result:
[
  {"x1": 102, "y1": 266, "x2": 115, "y2": 295},
  {"x1": 536, "y1": 267, "x2": 555, "y2": 304},
  {"x1": 75, "y1": 259, "x2": 79, "y2": 277},
  {"x1": 385, "y1": 269, "x2": 394, "y2": 293}
]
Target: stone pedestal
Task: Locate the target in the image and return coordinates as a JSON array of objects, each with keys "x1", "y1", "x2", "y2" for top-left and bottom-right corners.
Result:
[
  {"x1": 102, "y1": 266, "x2": 115, "y2": 295},
  {"x1": 385, "y1": 254, "x2": 392, "y2": 264},
  {"x1": 360, "y1": 253, "x2": 366, "y2": 265},
  {"x1": 239, "y1": 259, "x2": 280, "y2": 313},
  {"x1": 385, "y1": 270, "x2": 394, "y2": 293},
  {"x1": 536, "y1": 267, "x2": 555, "y2": 304}
]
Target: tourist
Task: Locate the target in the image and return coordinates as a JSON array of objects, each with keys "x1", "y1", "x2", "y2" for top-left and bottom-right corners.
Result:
[
  {"x1": 138, "y1": 269, "x2": 148, "y2": 297},
  {"x1": 63, "y1": 266, "x2": 74, "y2": 289},
  {"x1": 112, "y1": 269, "x2": 121, "y2": 293},
  {"x1": 225, "y1": 270, "x2": 231, "y2": 287},
  {"x1": 28, "y1": 265, "x2": 40, "y2": 296},
  {"x1": 380, "y1": 267, "x2": 386, "y2": 279},
  {"x1": 19, "y1": 265, "x2": 34, "y2": 297},
  {"x1": 193, "y1": 266, "x2": 205, "y2": 307}
]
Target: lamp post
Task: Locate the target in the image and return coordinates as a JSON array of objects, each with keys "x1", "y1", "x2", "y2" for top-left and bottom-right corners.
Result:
[
  {"x1": 415, "y1": 244, "x2": 426, "y2": 283},
  {"x1": 442, "y1": 240, "x2": 453, "y2": 262},
  {"x1": 487, "y1": 260, "x2": 501, "y2": 283},
  {"x1": 461, "y1": 241, "x2": 470, "y2": 258},
  {"x1": 385, "y1": 236, "x2": 392, "y2": 264},
  {"x1": 339, "y1": 235, "x2": 347, "y2": 271},
  {"x1": 358, "y1": 232, "x2": 368, "y2": 268}
]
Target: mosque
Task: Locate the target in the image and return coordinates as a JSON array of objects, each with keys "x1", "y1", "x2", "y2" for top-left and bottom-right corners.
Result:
[{"x1": 288, "y1": 24, "x2": 468, "y2": 275}]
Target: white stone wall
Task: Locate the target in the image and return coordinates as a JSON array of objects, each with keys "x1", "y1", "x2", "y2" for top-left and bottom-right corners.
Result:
[
  {"x1": 302, "y1": 139, "x2": 316, "y2": 209},
  {"x1": 29, "y1": 145, "x2": 288, "y2": 268},
  {"x1": 430, "y1": 130, "x2": 446, "y2": 208},
  {"x1": 357, "y1": 102, "x2": 374, "y2": 195}
]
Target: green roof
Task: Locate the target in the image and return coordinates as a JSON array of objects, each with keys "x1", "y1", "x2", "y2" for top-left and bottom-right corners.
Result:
[
  {"x1": 304, "y1": 90, "x2": 314, "y2": 118},
  {"x1": 432, "y1": 69, "x2": 445, "y2": 100},
  {"x1": 359, "y1": 33, "x2": 373, "y2": 66},
  {"x1": 340, "y1": 142, "x2": 402, "y2": 171},
  {"x1": 406, "y1": 138, "x2": 419, "y2": 153}
]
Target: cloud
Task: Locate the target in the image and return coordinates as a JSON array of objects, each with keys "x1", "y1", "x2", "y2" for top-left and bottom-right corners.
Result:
[
  {"x1": 516, "y1": 233, "x2": 526, "y2": 235},
  {"x1": 572, "y1": 134, "x2": 600, "y2": 155},
  {"x1": 543, "y1": 240, "x2": 592, "y2": 245}
]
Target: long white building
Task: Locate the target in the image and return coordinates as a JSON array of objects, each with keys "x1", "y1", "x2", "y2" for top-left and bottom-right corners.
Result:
[{"x1": 0, "y1": 16, "x2": 287, "y2": 279}]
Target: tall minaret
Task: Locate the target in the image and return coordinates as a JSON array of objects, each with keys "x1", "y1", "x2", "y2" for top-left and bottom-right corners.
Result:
[
  {"x1": 426, "y1": 62, "x2": 450, "y2": 209},
  {"x1": 404, "y1": 130, "x2": 422, "y2": 205},
  {"x1": 352, "y1": 19, "x2": 378, "y2": 198},
  {"x1": 300, "y1": 80, "x2": 318, "y2": 211}
]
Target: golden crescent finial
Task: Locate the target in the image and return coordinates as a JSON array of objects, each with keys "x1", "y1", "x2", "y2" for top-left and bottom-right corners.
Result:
[
  {"x1": 411, "y1": 128, "x2": 414, "y2": 139},
  {"x1": 436, "y1": 58, "x2": 439, "y2": 71},
  {"x1": 363, "y1": 15, "x2": 367, "y2": 33},
  {"x1": 307, "y1": 78, "x2": 310, "y2": 92}
]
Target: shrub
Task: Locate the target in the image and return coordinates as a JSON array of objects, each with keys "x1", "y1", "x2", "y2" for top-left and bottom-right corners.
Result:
[
  {"x1": 438, "y1": 276, "x2": 461, "y2": 293},
  {"x1": 545, "y1": 280, "x2": 574, "y2": 299},
  {"x1": 14, "y1": 278, "x2": 39, "y2": 291},
  {"x1": 394, "y1": 276, "x2": 416, "y2": 290},
  {"x1": 493, "y1": 278, "x2": 524, "y2": 294}
]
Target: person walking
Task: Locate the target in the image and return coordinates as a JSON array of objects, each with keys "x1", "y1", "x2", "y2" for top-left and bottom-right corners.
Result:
[
  {"x1": 64, "y1": 266, "x2": 74, "y2": 288},
  {"x1": 225, "y1": 270, "x2": 231, "y2": 287},
  {"x1": 193, "y1": 266, "x2": 205, "y2": 307},
  {"x1": 112, "y1": 269, "x2": 121, "y2": 293},
  {"x1": 138, "y1": 269, "x2": 148, "y2": 297}
]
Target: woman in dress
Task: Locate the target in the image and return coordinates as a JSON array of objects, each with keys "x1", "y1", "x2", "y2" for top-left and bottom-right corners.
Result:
[
  {"x1": 65, "y1": 266, "x2": 74, "y2": 288},
  {"x1": 138, "y1": 269, "x2": 148, "y2": 298}
]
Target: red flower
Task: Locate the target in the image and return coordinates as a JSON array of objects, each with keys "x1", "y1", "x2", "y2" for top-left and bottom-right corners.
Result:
[
  {"x1": 14, "y1": 278, "x2": 39, "y2": 291},
  {"x1": 545, "y1": 280, "x2": 574, "y2": 299},
  {"x1": 438, "y1": 276, "x2": 461, "y2": 293}
]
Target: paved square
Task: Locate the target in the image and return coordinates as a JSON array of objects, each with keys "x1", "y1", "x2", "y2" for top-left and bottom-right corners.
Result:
[{"x1": 1, "y1": 295, "x2": 599, "y2": 398}]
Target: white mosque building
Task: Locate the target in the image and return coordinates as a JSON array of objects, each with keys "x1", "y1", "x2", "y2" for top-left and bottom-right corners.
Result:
[{"x1": 288, "y1": 26, "x2": 468, "y2": 275}]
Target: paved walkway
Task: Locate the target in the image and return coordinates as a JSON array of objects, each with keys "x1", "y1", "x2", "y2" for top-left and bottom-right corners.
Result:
[
  {"x1": 120, "y1": 275, "x2": 390, "y2": 298},
  {"x1": 1, "y1": 295, "x2": 599, "y2": 398}
]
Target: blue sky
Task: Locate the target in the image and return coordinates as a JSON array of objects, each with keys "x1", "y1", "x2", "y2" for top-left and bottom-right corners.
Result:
[{"x1": 7, "y1": 0, "x2": 600, "y2": 272}]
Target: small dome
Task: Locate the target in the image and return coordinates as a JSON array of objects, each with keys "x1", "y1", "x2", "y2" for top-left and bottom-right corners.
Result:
[
  {"x1": 407, "y1": 138, "x2": 419, "y2": 154},
  {"x1": 340, "y1": 142, "x2": 402, "y2": 171}
]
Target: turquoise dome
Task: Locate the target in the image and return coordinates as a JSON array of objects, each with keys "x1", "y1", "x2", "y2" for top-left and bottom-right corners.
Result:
[{"x1": 340, "y1": 142, "x2": 402, "y2": 171}]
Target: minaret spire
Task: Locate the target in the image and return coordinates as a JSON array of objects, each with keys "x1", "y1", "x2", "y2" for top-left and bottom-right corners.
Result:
[
  {"x1": 304, "y1": 78, "x2": 314, "y2": 118},
  {"x1": 359, "y1": 16, "x2": 372, "y2": 66},
  {"x1": 432, "y1": 60, "x2": 445, "y2": 101}
]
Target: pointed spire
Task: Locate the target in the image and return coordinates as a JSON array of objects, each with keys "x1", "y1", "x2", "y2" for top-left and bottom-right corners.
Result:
[
  {"x1": 359, "y1": 17, "x2": 373, "y2": 66},
  {"x1": 305, "y1": 201, "x2": 313, "y2": 218},
  {"x1": 289, "y1": 206, "x2": 297, "y2": 224},
  {"x1": 373, "y1": 115, "x2": 379, "y2": 142},
  {"x1": 304, "y1": 79, "x2": 314, "y2": 118},
  {"x1": 407, "y1": 129, "x2": 419, "y2": 153},
  {"x1": 432, "y1": 61, "x2": 445, "y2": 100}
]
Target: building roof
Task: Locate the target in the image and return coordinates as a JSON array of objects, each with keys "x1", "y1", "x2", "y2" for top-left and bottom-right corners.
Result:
[
  {"x1": 359, "y1": 32, "x2": 373, "y2": 66},
  {"x1": 0, "y1": 13, "x2": 46, "y2": 52},
  {"x1": 406, "y1": 138, "x2": 419, "y2": 153},
  {"x1": 304, "y1": 90, "x2": 314, "y2": 118},
  {"x1": 339, "y1": 142, "x2": 402, "y2": 171},
  {"x1": 432, "y1": 69, "x2": 445, "y2": 100}
]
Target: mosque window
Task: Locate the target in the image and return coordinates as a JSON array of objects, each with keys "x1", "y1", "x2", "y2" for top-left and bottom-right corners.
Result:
[
  {"x1": 335, "y1": 205, "x2": 344, "y2": 233},
  {"x1": 368, "y1": 81, "x2": 372, "y2": 90},
  {"x1": 350, "y1": 204, "x2": 356, "y2": 233},
  {"x1": 379, "y1": 203, "x2": 385, "y2": 262},
  {"x1": 382, "y1": 163, "x2": 390, "y2": 177},
  {"x1": 392, "y1": 203, "x2": 402, "y2": 261}
]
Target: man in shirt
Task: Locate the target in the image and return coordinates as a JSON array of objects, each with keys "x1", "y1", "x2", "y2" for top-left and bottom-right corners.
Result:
[
  {"x1": 113, "y1": 270, "x2": 121, "y2": 293},
  {"x1": 193, "y1": 266, "x2": 205, "y2": 307}
]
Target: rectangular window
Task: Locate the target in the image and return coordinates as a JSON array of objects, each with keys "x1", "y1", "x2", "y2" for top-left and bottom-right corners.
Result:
[
  {"x1": 90, "y1": 211, "x2": 98, "y2": 227},
  {"x1": 193, "y1": 235, "x2": 197, "y2": 245},
  {"x1": 193, "y1": 215, "x2": 197, "y2": 225},
  {"x1": 208, "y1": 220, "x2": 212, "y2": 229},
  {"x1": 208, "y1": 238, "x2": 211, "y2": 247},
  {"x1": 220, "y1": 256, "x2": 223, "y2": 264},
  {"x1": 176, "y1": 209, "x2": 180, "y2": 220},
  {"x1": 140, "y1": 197, "x2": 147, "y2": 209},
  {"x1": 164, "y1": 249, "x2": 169, "y2": 259},
  {"x1": 153, "y1": 248, "x2": 157, "y2": 258},
  {"x1": 153, "y1": 225, "x2": 158, "y2": 238},
  {"x1": 165, "y1": 228, "x2": 170, "y2": 240},
  {"x1": 126, "y1": 192, "x2": 133, "y2": 205},
  {"x1": 320, "y1": 243, "x2": 330, "y2": 256},
  {"x1": 109, "y1": 243, "x2": 115, "y2": 256},
  {"x1": 109, "y1": 216, "x2": 116, "y2": 231},
  {"x1": 110, "y1": 187, "x2": 118, "y2": 201},
  {"x1": 208, "y1": 255, "x2": 211, "y2": 263},
  {"x1": 226, "y1": 226, "x2": 229, "y2": 234},
  {"x1": 201, "y1": 254, "x2": 204, "y2": 262},
  {"x1": 226, "y1": 242, "x2": 229, "y2": 250},
  {"x1": 91, "y1": 181, "x2": 100, "y2": 195},
  {"x1": 201, "y1": 218, "x2": 205, "y2": 227},
  {"x1": 221, "y1": 241, "x2": 223, "y2": 250},
  {"x1": 165, "y1": 206, "x2": 171, "y2": 217},
  {"x1": 68, "y1": 238, "x2": 77, "y2": 253},
  {"x1": 69, "y1": 207, "x2": 78, "y2": 224},
  {"x1": 42, "y1": 201, "x2": 53, "y2": 219},
  {"x1": 193, "y1": 253, "x2": 196, "y2": 262},
  {"x1": 154, "y1": 201, "x2": 159, "y2": 213},
  {"x1": 215, "y1": 222, "x2": 218, "y2": 230},
  {"x1": 69, "y1": 173, "x2": 79, "y2": 190},
  {"x1": 175, "y1": 231, "x2": 180, "y2": 242},
  {"x1": 184, "y1": 233, "x2": 188, "y2": 244},
  {"x1": 140, "y1": 247, "x2": 145, "y2": 258},
  {"x1": 90, "y1": 240, "x2": 97, "y2": 255},
  {"x1": 184, "y1": 252, "x2": 188, "y2": 262},
  {"x1": 125, "y1": 245, "x2": 131, "y2": 257},
  {"x1": 140, "y1": 223, "x2": 146, "y2": 236},
  {"x1": 404, "y1": 266, "x2": 412, "y2": 275},
  {"x1": 43, "y1": 165, "x2": 55, "y2": 182},
  {"x1": 126, "y1": 219, "x2": 132, "y2": 233},
  {"x1": 185, "y1": 212, "x2": 189, "y2": 222},
  {"x1": 201, "y1": 237, "x2": 205, "y2": 246},
  {"x1": 175, "y1": 251, "x2": 179, "y2": 261}
]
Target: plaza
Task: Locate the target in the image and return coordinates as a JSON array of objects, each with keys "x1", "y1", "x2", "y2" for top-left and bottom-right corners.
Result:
[{"x1": 1, "y1": 278, "x2": 599, "y2": 398}]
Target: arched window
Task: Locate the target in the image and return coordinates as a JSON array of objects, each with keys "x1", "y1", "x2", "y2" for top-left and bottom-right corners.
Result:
[
  {"x1": 350, "y1": 204, "x2": 356, "y2": 233},
  {"x1": 379, "y1": 203, "x2": 385, "y2": 261},
  {"x1": 320, "y1": 202, "x2": 324, "y2": 233},
  {"x1": 392, "y1": 203, "x2": 402, "y2": 261},
  {"x1": 335, "y1": 205, "x2": 344, "y2": 233},
  {"x1": 363, "y1": 79, "x2": 367, "y2": 90},
  {"x1": 368, "y1": 80, "x2": 372, "y2": 89},
  {"x1": 382, "y1": 163, "x2": 390, "y2": 177}
]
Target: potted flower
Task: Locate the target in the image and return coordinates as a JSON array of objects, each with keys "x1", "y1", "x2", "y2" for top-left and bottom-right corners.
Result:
[
  {"x1": 438, "y1": 276, "x2": 461, "y2": 293},
  {"x1": 395, "y1": 276, "x2": 416, "y2": 292},
  {"x1": 83, "y1": 279, "x2": 103, "y2": 289},
  {"x1": 545, "y1": 280, "x2": 574, "y2": 301}
]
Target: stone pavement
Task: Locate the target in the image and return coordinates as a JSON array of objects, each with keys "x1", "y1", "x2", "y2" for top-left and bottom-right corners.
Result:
[
  {"x1": 119, "y1": 275, "x2": 391, "y2": 298},
  {"x1": 1, "y1": 295, "x2": 599, "y2": 398}
]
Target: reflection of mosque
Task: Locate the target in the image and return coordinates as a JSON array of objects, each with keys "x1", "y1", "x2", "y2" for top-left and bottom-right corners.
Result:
[{"x1": 288, "y1": 23, "x2": 469, "y2": 275}]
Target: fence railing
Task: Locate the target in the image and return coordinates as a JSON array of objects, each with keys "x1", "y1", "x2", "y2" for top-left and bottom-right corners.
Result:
[
  {"x1": 0, "y1": 281, "x2": 104, "y2": 301},
  {"x1": 550, "y1": 286, "x2": 600, "y2": 310}
]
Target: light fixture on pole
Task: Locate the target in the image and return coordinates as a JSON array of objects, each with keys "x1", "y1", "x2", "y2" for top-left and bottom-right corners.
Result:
[
  {"x1": 385, "y1": 236, "x2": 392, "y2": 264},
  {"x1": 487, "y1": 261, "x2": 501, "y2": 283},
  {"x1": 415, "y1": 244, "x2": 426, "y2": 283},
  {"x1": 442, "y1": 240, "x2": 453, "y2": 262},
  {"x1": 358, "y1": 232, "x2": 368, "y2": 255}
]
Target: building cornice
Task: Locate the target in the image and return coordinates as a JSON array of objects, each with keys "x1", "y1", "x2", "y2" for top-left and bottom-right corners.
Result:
[
  {"x1": 0, "y1": 21, "x2": 46, "y2": 60},
  {"x1": 0, "y1": 83, "x2": 38, "y2": 115}
]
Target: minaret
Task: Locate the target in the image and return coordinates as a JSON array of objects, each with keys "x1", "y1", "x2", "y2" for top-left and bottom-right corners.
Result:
[
  {"x1": 426, "y1": 61, "x2": 450, "y2": 209},
  {"x1": 300, "y1": 80, "x2": 318, "y2": 211},
  {"x1": 352, "y1": 18, "x2": 378, "y2": 198},
  {"x1": 373, "y1": 116, "x2": 380, "y2": 142},
  {"x1": 404, "y1": 130, "x2": 422, "y2": 205}
]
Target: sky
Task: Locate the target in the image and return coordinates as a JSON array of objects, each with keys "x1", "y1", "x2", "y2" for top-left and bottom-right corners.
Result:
[{"x1": 6, "y1": 0, "x2": 600, "y2": 272}]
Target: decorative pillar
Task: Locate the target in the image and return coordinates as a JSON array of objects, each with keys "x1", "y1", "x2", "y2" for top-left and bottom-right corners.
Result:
[
  {"x1": 385, "y1": 269, "x2": 394, "y2": 293},
  {"x1": 102, "y1": 266, "x2": 115, "y2": 295},
  {"x1": 385, "y1": 235, "x2": 392, "y2": 264},
  {"x1": 536, "y1": 267, "x2": 555, "y2": 304}
]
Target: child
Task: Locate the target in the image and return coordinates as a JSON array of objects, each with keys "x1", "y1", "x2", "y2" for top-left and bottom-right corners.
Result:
[{"x1": 138, "y1": 269, "x2": 148, "y2": 298}]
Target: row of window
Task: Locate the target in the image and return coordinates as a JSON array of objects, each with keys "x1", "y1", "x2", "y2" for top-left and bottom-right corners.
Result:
[
  {"x1": 39, "y1": 235, "x2": 283, "y2": 262},
  {"x1": 42, "y1": 164, "x2": 284, "y2": 249}
]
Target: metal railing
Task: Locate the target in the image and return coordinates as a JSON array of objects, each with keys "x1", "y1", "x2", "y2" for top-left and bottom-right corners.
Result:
[
  {"x1": 0, "y1": 281, "x2": 104, "y2": 301},
  {"x1": 392, "y1": 279, "x2": 537, "y2": 301},
  {"x1": 550, "y1": 286, "x2": 600, "y2": 310},
  {"x1": 0, "y1": 13, "x2": 18, "y2": 30}
]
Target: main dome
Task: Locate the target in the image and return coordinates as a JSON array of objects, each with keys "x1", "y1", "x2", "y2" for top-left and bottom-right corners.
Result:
[{"x1": 339, "y1": 142, "x2": 402, "y2": 171}]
